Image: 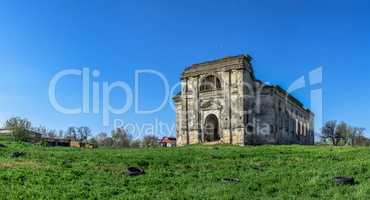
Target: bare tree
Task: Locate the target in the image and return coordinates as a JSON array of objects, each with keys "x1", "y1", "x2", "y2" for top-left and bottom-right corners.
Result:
[
  {"x1": 130, "y1": 139, "x2": 142, "y2": 148},
  {"x1": 78, "y1": 126, "x2": 91, "y2": 141},
  {"x1": 58, "y1": 130, "x2": 64, "y2": 138},
  {"x1": 34, "y1": 126, "x2": 48, "y2": 137},
  {"x1": 33, "y1": 126, "x2": 58, "y2": 139},
  {"x1": 142, "y1": 135, "x2": 159, "y2": 148},
  {"x1": 352, "y1": 127, "x2": 367, "y2": 146},
  {"x1": 322, "y1": 121, "x2": 368, "y2": 146},
  {"x1": 46, "y1": 129, "x2": 57, "y2": 139},
  {"x1": 96, "y1": 132, "x2": 107, "y2": 144},
  {"x1": 65, "y1": 127, "x2": 78, "y2": 140},
  {"x1": 96, "y1": 132, "x2": 113, "y2": 147}
]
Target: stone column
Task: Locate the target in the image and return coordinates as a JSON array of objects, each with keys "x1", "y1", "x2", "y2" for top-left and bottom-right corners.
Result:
[
  {"x1": 222, "y1": 70, "x2": 232, "y2": 144},
  {"x1": 230, "y1": 69, "x2": 245, "y2": 145}
]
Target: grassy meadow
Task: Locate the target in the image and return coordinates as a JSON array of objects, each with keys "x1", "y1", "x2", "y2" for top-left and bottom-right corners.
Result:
[{"x1": 1, "y1": 140, "x2": 370, "y2": 199}]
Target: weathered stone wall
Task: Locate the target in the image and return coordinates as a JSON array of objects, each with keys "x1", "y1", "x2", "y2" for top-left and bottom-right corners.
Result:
[
  {"x1": 254, "y1": 88, "x2": 277, "y2": 144},
  {"x1": 229, "y1": 69, "x2": 247, "y2": 145},
  {"x1": 174, "y1": 96, "x2": 183, "y2": 146},
  {"x1": 253, "y1": 86, "x2": 314, "y2": 145}
]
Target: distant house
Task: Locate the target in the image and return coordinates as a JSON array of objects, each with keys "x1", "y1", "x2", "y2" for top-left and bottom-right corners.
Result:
[{"x1": 160, "y1": 137, "x2": 176, "y2": 147}]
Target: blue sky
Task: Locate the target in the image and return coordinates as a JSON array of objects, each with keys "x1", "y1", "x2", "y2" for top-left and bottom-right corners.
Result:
[{"x1": 0, "y1": 0, "x2": 369, "y2": 137}]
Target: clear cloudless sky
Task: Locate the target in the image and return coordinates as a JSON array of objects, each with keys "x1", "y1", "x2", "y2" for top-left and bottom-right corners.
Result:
[{"x1": 0, "y1": 0, "x2": 369, "y2": 137}]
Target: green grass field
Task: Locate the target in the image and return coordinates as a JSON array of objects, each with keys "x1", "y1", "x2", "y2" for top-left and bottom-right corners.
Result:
[{"x1": 1, "y1": 140, "x2": 370, "y2": 200}]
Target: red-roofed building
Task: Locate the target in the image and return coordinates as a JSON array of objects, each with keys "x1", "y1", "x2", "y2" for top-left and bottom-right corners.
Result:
[{"x1": 160, "y1": 137, "x2": 176, "y2": 147}]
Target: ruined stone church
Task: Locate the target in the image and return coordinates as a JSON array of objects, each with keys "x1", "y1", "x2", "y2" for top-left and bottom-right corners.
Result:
[{"x1": 173, "y1": 55, "x2": 314, "y2": 146}]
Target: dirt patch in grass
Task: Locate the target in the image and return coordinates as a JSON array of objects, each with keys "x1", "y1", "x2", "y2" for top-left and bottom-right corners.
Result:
[{"x1": 0, "y1": 161, "x2": 44, "y2": 170}]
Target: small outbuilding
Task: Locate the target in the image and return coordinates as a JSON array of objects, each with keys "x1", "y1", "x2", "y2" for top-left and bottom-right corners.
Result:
[
  {"x1": 70, "y1": 140, "x2": 97, "y2": 149},
  {"x1": 160, "y1": 137, "x2": 176, "y2": 147},
  {"x1": 41, "y1": 138, "x2": 71, "y2": 147}
]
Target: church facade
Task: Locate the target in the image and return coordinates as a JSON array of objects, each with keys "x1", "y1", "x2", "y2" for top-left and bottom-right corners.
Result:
[{"x1": 173, "y1": 55, "x2": 314, "y2": 146}]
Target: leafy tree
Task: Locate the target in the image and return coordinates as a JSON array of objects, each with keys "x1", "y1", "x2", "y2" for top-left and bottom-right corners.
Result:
[
  {"x1": 335, "y1": 122, "x2": 351, "y2": 145},
  {"x1": 321, "y1": 121, "x2": 340, "y2": 145},
  {"x1": 142, "y1": 135, "x2": 159, "y2": 148},
  {"x1": 5, "y1": 117, "x2": 32, "y2": 130},
  {"x1": 4, "y1": 117, "x2": 32, "y2": 141},
  {"x1": 103, "y1": 137, "x2": 114, "y2": 147},
  {"x1": 130, "y1": 139, "x2": 142, "y2": 148},
  {"x1": 112, "y1": 128, "x2": 132, "y2": 148}
]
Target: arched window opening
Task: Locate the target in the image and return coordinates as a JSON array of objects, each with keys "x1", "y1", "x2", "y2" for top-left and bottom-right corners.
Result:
[
  {"x1": 204, "y1": 114, "x2": 220, "y2": 142},
  {"x1": 200, "y1": 75, "x2": 222, "y2": 92}
]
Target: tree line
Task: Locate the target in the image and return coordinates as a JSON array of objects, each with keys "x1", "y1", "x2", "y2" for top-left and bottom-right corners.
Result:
[
  {"x1": 320, "y1": 121, "x2": 368, "y2": 146},
  {"x1": 93, "y1": 130, "x2": 160, "y2": 148},
  {"x1": 2, "y1": 117, "x2": 160, "y2": 148},
  {"x1": 3, "y1": 116, "x2": 369, "y2": 147}
]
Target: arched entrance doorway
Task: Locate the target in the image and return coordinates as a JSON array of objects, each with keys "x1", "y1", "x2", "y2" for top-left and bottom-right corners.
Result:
[{"x1": 204, "y1": 114, "x2": 220, "y2": 142}]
